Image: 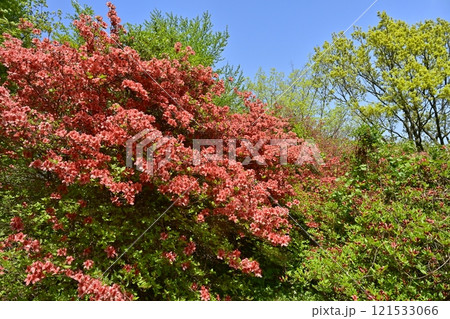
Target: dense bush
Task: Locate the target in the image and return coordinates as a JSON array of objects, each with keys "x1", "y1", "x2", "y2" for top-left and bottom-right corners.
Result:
[
  {"x1": 0, "y1": 3, "x2": 317, "y2": 300},
  {"x1": 0, "y1": 2, "x2": 448, "y2": 301},
  {"x1": 284, "y1": 130, "x2": 449, "y2": 300}
]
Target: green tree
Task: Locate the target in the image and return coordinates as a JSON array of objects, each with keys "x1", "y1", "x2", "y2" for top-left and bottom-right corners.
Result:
[
  {"x1": 0, "y1": 0, "x2": 28, "y2": 39},
  {"x1": 122, "y1": 10, "x2": 246, "y2": 109},
  {"x1": 248, "y1": 67, "x2": 354, "y2": 139},
  {"x1": 0, "y1": 0, "x2": 59, "y2": 41},
  {"x1": 123, "y1": 10, "x2": 226, "y2": 66},
  {"x1": 312, "y1": 12, "x2": 450, "y2": 151}
]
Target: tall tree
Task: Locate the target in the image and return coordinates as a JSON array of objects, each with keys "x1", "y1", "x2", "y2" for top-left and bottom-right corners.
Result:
[
  {"x1": 312, "y1": 12, "x2": 450, "y2": 150},
  {"x1": 123, "y1": 10, "x2": 246, "y2": 110},
  {"x1": 124, "y1": 10, "x2": 226, "y2": 66},
  {"x1": 248, "y1": 67, "x2": 354, "y2": 139}
]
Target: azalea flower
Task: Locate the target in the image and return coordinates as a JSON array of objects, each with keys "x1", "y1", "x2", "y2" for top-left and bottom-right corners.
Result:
[
  {"x1": 105, "y1": 246, "x2": 118, "y2": 258},
  {"x1": 83, "y1": 260, "x2": 94, "y2": 270},
  {"x1": 66, "y1": 256, "x2": 75, "y2": 265}
]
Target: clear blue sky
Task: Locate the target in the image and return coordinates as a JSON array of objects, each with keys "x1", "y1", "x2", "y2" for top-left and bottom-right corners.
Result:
[{"x1": 46, "y1": 0, "x2": 450, "y2": 79}]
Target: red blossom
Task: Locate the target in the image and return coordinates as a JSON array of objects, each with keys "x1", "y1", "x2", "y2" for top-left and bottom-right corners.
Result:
[
  {"x1": 65, "y1": 212, "x2": 77, "y2": 221},
  {"x1": 83, "y1": 260, "x2": 94, "y2": 270},
  {"x1": 66, "y1": 256, "x2": 75, "y2": 265},
  {"x1": 306, "y1": 221, "x2": 319, "y2": 228},
  {"x1": 196, "y1": 213, "x2": 205, "y2": 223},
  {"x1": 83, "y1": 217, "x2": 93, "y2": 225},
  {"x1": 123, "y1": 264, "x2": 133, "y2": 272},
  {"x1": 18, "y1": 18, "x2": 33, "y2": 30},
  {"x1": 174, "y1": 42, "x2": 182, "y2": 52},
  {"x1": 200, "y1": 285, "x2": 210, "y2": 301},
  {"x1": 217, "y1": 249, "x2": 262, "y2": 277},
  {"x1": 23, "y1": 239, "x2": 40, "y2": 253},
  {"x1": 105, "y1": 246, "x2": 118, "y2": 258},
  {"x1": 82, "y1": 247, "x2": 92, "y2": 256},
  {"x1": 78, "y1": 200, "x2": 87, "y2": 208},
  {"x1": 183, "y1": 241, "x2": 196, "y2": 256},
  {"x1": 163, "y1": 251, "x2": 177, "y2": 263},
  {"x1": 217, "y1": 249, "x2": 225, "y2": 260},
  {"x1": 67, "y1": 272, "x2": 132, "y2": 301},
  {"x1": 50, "y1": 193, "x2": 61, "y2": 200},
  {"x1": 10, "y1": 217, "x2": 24, "y2": 232},
  {"x1": 25, "y1": 261, "x2": 60, "y2": 285},
  {"x1": 24, "y1": 259, "x2": 131, "y2": 300},
  {"x1": 181, "y1": 261, "x2": 190, "y2": 271},
  {"x1": 57, "y1": 248, "x2": 67, "y2": 256},
  {"x1": 160, "y1": 232, "x2": 168, "y2": 241}
]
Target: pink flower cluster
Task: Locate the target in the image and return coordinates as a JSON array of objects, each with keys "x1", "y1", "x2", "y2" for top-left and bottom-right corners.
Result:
[
  {"x1": 200, "y1": 285, "x2": 210, "y2": 301},
  {"x1": 217, "y1": 249, "x2": 262, "y2": 277},
  {"x1": 67, "y1": 271, "x2": 132, "y2": 301},
  {"x1": 163, "y1": 251, "x2": 177, "y2": 263},
  {"x1": 0, "y1": 232, "x2": 41, "y2": 254},
  {"x1": 183, "y1": 241, "x2": 196, "y2": 256},
  {"x1": 25, "y1": 261, "x2": 60, "y2": 285},
  {"x1": 83, "y1": 260, "x2": 94, "y2": 270},
  {"x1": 22, "y1": 257, "x2": 131, "y2": 300},
  {"x1": 105, "y1": 246, "x2": 118, "y2": 258},
  {"x1": 10, "y1": 216, "x2": 24, "y2": 232}
]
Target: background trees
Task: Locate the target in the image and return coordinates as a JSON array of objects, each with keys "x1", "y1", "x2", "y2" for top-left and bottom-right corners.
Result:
[
  {"x1": 311, "y1": 12, "x2": 450, "y2": 151},
  {"x1": 0, "y1": 0, "x2": 54, "y2": 40},
  {"x1": 247, "y1": 67, "x2": 354, "y2": 140},
  {"x1": 124, "y1": 10, "x2": 227, "y2": 66},
  {"x1": 123, "y1": 10, "x2": 246, "y2": 110}
]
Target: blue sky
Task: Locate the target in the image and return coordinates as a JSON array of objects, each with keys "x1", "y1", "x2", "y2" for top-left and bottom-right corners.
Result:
[{"x1": 46, "y1": 0, "x2": 450, "y2": 79}]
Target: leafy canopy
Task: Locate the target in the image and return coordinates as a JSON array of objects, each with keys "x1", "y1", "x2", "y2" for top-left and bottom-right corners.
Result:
[{"x1": 312, "y1": 12, "x2": 450, "y2": 150}]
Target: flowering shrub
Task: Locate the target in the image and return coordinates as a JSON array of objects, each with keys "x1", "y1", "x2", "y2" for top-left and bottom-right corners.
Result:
[
  {"x1": 0, "y1": 3, "x2": 316, "y2": 300},
  {"x1": 284, "y1": 140, "x2": 449, "y2": 300},
  {"x1": 1, "y1": 3, "x2": 445, "y2": 302}
]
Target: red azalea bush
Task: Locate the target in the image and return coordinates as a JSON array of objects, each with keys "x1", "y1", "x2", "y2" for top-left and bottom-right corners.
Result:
[{"x1": 0, "y1": 3, "x2": 319, "y2": 300}]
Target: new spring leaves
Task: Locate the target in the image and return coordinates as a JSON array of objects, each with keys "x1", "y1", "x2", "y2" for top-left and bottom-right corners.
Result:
[{"x1": 127, "y1": 129, "x2": 324, "y2": 175}]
